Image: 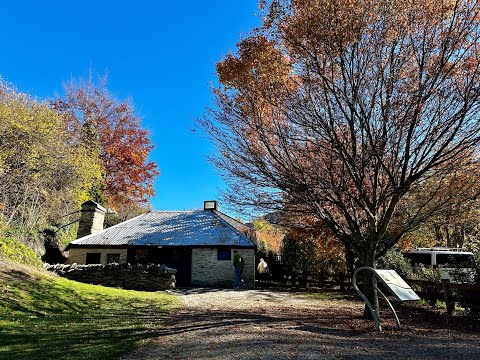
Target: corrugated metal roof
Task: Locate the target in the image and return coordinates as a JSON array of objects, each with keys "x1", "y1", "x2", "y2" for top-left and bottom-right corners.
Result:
[{"x1": 68, "y1": 210, "x2": 256, "y2": 248}]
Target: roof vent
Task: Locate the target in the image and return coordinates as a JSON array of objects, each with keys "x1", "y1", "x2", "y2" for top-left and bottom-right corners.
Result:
[{"x1": 204, "y1": 200, "x2": 218, "y2": 211}]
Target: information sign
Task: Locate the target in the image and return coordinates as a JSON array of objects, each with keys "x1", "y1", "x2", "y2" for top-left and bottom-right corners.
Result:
[{"x1": 374, "y1": 269, "x2": 420, "y2": 301}]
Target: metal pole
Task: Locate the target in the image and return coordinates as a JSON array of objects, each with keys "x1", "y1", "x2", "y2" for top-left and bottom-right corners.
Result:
[
  {"x1": 375, "y1": 286, "x2": 401, "y2": 329},
  {"x1": 352, "y1": 266, "x2": 382, "y2": 332}
]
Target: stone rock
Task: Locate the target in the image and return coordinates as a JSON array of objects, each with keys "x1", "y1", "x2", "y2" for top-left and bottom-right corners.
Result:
[{"x1": 45, "y1": 262, "x2": 176, "y2": 291}]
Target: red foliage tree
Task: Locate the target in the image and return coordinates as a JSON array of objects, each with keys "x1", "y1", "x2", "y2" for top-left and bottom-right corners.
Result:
[{"x1": 53, "y1": 74, "x2": 159, "y2": 208}]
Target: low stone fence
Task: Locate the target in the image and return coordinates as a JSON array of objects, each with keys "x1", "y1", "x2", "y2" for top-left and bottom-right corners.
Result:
[{"x1": 45, "y1": 263, "x2": 177, "y2": 291}]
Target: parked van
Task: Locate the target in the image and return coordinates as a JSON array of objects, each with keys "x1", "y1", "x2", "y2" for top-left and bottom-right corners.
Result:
[{"x1": 404, "y1": 247, "x2": 477, "y2": 283}]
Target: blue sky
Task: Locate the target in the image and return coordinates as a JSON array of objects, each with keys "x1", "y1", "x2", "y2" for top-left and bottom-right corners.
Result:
[{"x1": 0, "y1": 1, "x2": 261, "y2": 212}]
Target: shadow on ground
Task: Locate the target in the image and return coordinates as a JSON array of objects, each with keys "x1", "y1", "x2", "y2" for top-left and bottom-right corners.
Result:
[{"x1": 123, "y1": 289, "x2": 480, "y2": 360}]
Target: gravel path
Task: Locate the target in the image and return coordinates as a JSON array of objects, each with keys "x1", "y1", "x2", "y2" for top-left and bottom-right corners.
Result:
[{"x1": 122, "y1": 288, "x2": 480, "y2": 359}]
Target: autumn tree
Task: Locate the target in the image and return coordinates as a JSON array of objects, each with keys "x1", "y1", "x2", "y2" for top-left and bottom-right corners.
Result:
[
  {"x1": 282, "y1": 226, "x2": 346, "y2": 278},
  {"x1": 201, "y1": 0, "x2": 480, "y2": 317},
  {"x1": 405, "y1": 158, "x2": 480, "y2": 249},
  {"x1": 0, "y1": 79, "x2": 101, "y2": 243},
  {"x1": 53, "y1": 74, "x2": 159, "y2": 209},
  {"x1": 251, "y1": 217, "x2": 284, "y2": 253}
]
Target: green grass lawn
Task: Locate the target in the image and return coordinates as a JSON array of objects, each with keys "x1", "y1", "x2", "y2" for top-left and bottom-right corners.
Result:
[{"x1": 0, "y1": 261, "x2": 180, "y2": 360}]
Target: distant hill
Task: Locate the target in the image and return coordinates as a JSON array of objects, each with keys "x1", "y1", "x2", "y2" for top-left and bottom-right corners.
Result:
[{"x1": 246, "y1": 210, "x2": 285, "y2": 228}]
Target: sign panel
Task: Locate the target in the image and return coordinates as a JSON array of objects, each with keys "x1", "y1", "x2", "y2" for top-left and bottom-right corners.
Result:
[{"x1": 374, "y1": 269, "x2": 420, "y2": 301}]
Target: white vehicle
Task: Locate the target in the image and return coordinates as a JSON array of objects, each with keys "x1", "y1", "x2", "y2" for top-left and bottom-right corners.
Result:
[{"x1": 404, "y1": 247, "x2": 477, "y2": 283}]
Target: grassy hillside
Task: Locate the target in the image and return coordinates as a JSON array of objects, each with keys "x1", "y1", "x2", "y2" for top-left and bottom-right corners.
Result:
[{"x1": 0, "y1": 260, "x2": 180, "y2": 360}]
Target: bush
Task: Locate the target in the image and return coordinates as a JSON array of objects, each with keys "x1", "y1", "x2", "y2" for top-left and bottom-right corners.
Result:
[
  {"x1": 377, "y1": 248, "x2": 443, "y2": 281},
  {"x1": 281, "y1": 232, "x2": 345, "y2": 278},
  {"x1": 376, "y1": 248, "x2": 415, "y2": 279},
  {"x1": 411, "y1": 264, "x2": 441, "y2": 282},
  {"x1": 0, "y1": 234, "x2": 43, "y2": 268},
  {"x1": 377, "y1": 250, "x2": 445, "y2": 307},
  {"x1": 55, "y1": 224, "x2": 78, "y2": 248},
  {"x1": 281, "y1": 234, "x2": 322, "y2": 275}
]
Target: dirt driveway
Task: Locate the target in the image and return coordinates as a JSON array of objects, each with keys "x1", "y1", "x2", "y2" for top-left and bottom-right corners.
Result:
[{"x1": 122, "y1": 288, "x2": 480, "y2": 359}]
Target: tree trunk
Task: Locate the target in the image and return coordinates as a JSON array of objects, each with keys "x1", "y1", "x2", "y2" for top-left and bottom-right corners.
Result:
[
  {"x1": 452, "y1": 225, "x2": 460, "y2": 248},
  {"x1": 459, "y1": 225, "x2": 465, "y2": 248},
  {"x1": 433, "y1": 223, "x2": 443, "y2": 246},
  {"x1": 360, "y1": 253, "x2": 380, "y2": 320},
  {"x1": 445, "y1": 224, "x2": 452, "y2": 247},
  {"x1": 345, "y1": 248, "x2": 356, "y2": 281}
]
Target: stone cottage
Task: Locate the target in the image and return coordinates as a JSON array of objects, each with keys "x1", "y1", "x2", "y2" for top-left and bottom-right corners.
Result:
[{"x1": 65, "y1": 200, "x2": 257, "y2": 287}]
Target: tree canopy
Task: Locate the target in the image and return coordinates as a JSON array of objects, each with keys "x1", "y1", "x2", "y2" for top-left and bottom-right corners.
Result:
[
  {"x1": 53, "y1": 75, "x2": 159, "y2": 208},
  {"x1": 0, "y1": 80, "x2": 102, "y2": 232},
  {"x1": 0, "y1": 74, "x2": 158, "y2": 251},
  {"x1": 201, "y1": 0, "x2": 480, "y2": 315}
]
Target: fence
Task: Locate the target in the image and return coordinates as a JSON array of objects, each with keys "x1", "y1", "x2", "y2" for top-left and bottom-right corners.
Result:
[
  {"x1": 256, "y1": 270, "x2": 349, "y2": 290},
  {"x1": 406, "y1": 279, "x2": 480, "y2": 315}
]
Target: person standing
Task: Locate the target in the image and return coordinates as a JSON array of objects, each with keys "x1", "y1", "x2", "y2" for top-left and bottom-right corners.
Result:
[
  {"x1": 257, "y1": 257, "x2": 269, "y2": 283},
  {"x1": 257, "y1": 258, "x2": 269, "y2": 274},
  {"x1": 233, "y1": 250, "x2": 244, "y2": 289}
]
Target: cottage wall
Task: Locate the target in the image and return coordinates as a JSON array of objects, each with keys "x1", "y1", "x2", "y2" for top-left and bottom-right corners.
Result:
[
  {"x1": 68, "y1": 246, "x2": 255, "y2": 288},
  {"x1": 191, "y1": 248, "x2": 255, "y2": 288},
  {"x1": 67, "y1": 247, "x2": 128, "y2": 265}
]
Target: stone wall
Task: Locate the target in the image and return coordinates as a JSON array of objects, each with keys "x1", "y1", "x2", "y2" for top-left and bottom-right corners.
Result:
[
  {"x1": 67, "y1": 247, "x2": 128, "y2": 265},
  {"x1": 46, "y1": 263, "x2": 176, "y2": 291},
  {"x1": 191, "y1": 248, "x2": 255, "y2": 288}
]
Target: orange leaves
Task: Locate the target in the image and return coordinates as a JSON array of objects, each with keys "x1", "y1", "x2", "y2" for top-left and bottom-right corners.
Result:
[
  {"x1": 283, "y1": 221, "x2": 347, "y2": 274},
  {"x1": 217, "y1": 35, "x2": 291, "y2": 94},
  {"x1": 204, "y1": 0, "x2": 480, "y2": 265},
  {"x1": 267, "y1": 0, "x2": 478, "y2": 63},
  {"x1": 55, "y1": 76, "x2": 159, "y2": 209},
  {"x1": 256, "y1": 228, "x2": 284, "y2": 253},
  {"x1": 215, "y1": 34, "x2": 296, "y2": 158}
]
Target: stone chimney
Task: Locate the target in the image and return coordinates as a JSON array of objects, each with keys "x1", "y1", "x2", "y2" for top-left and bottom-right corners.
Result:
[{"x1": 76, "y1": 200, "x2": 107, "y2": 239}]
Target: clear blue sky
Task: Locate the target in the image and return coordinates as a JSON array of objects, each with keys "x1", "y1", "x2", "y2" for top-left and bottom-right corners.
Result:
[{"x1": 0, "y1": 1, "x2": 260, "y2": 212}]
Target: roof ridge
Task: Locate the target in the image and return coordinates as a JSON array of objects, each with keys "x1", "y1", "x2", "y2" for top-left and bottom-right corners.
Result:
[{"x1": 213, "y1": 209, "x2": 247, "y2": 226}]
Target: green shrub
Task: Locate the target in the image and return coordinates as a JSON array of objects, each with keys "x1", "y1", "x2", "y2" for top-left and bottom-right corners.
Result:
[
  {"x1": 376, "y1": 248, "x2": 414, "y2": 279},
  {"x1": 0, "y1": 234, "x2": 42, "y2": 268},
  {"x1": 52, "y1": 224, "x2": 78, "y2": 248},
  {"x1": 282, "y1": 234, "x2": 323, "y2": 275},
  {"x1": 376, "y1": 248, "x2": 442, "y2": 282},
  {"x1": 410, "y1": 264, "x2": 441, "y2": 282}
]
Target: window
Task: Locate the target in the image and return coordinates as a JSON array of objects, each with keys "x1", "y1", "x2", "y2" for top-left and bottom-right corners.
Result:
[
  {"x1": 106, "y1": 253, "x2": 120, "y2": 264},
  {"x1": 217, "y1": 249, "x2": 231, "y2": 261},
  {"x1": 404, "y1": 253, "x2": 432, "y2": 266},
  {"x1": 135, "y1": 249, "x2": 149, "y2": 263},
  {"x1": 85, "y1": 253, "x2": 101, "y2": 264},
  {"x1": 436, "y1": 254, "x2": 475, "y2": 268}
]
